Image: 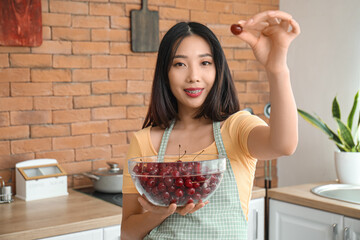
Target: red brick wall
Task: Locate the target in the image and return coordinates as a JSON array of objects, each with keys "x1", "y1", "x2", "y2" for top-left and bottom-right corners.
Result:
[{"x1": 0, "y1": 0, "x2": 278, "y2": 192}]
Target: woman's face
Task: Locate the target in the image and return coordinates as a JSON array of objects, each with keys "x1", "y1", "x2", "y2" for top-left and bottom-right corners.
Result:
[{"x1": 168, "y1": 35, "x2": 216, "y2": 114}]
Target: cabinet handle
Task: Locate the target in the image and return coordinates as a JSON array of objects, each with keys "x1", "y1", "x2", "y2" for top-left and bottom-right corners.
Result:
[
  {"x1": 332, "y1": 223, "x2": 338, "y2": 240},
  {"x1": 253, "y1": 209, "x2": 258, "y2": 240},
  {"x1": 344, "y1": 227, "x2": 350, "y2": 240}
]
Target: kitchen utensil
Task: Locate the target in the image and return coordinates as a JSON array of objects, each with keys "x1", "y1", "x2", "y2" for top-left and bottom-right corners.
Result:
[
  {"x1": 83, "y1": 162, "x2": 123, "y2": 193},
  {"x1": 1, "y1": 185, "x2": 12, "y2": 203},
  {"x1": 128, "y1": 154, "x2": 226, "y2": 207},
  {"x1": 130, "y1": 0, "x2": 159, "y2": 52},
  {"x1": 15, "y1": 159, "x2": 68, "y2": 201}
]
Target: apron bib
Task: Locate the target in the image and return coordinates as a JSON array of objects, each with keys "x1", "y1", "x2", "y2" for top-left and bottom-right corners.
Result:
[{"x1": 144, "y1": 121, "x2": 248, "y2": 240}]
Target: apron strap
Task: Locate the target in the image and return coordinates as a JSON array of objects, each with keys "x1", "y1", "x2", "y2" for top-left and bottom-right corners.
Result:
[
  {"x1": 157, "y1": 120, "x2": 175, "y2": 162},
  {"x1": 213, "y1": 121, "x2": 228, "y2": 158}
]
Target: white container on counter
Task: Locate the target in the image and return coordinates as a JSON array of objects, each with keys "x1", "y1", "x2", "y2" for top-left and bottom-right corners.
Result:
[{"x1": 16, "y1": 159, "x2": 68, "y2": 201}]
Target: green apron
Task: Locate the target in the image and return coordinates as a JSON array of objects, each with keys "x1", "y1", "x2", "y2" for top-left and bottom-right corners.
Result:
[{"x1": 144, "y1": 120, "x2": 248, "y2": 239}]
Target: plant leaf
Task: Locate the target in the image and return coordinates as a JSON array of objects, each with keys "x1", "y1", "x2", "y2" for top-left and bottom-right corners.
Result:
[
  {"x1": 298, "y1": 109, "x2": 341, "y2": 144},
  {"x1": 335, "y1": 142, "x2": 347, "y2": 152},
  {"x1": 332, "y1": 96, "x2": 341, "y2": 119},
  {"x1": 335, "y1": 118, "x2": 355, "y2": 149},
  {"x1": 347, "y1": 90, "x2": 359, "y2": 131}
]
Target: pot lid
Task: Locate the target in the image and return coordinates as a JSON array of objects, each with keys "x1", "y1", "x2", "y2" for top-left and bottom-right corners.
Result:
[{"x1": 93, "y1": 162, "x2": 123, "y2": 176}]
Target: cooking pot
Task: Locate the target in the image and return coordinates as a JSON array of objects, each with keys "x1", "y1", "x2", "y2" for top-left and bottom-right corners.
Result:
[{"x1": 83, "y1": 162, "x2": 123, "y2": 193}]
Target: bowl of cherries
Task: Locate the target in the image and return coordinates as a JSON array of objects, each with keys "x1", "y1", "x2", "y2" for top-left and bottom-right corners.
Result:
[{"x1": 128, "y1": 154, "x2": 226, "y2": 206}]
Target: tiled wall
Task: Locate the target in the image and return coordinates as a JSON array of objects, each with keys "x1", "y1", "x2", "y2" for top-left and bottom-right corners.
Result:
[{"x1": 0, "y1": 0, "x2": 278, "y2": 192}]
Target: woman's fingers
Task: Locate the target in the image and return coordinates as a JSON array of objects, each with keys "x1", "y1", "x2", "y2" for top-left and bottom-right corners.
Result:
[{"x1": 138, "y1": 196, "x2": 176, "y2": 216}]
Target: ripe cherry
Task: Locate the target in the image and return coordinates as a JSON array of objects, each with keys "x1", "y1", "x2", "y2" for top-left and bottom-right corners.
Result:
[
  {"x1": 230, "y1": 24, "x2": 243, "y2": 35},
  {"x1": 175, "y1": 189, "x2": 184, "y2": 198}
]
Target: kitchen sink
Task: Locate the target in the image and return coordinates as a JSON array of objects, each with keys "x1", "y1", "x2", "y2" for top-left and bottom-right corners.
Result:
[{"x1": 311, "y1": 184, "x2": 360, "y2": 205}]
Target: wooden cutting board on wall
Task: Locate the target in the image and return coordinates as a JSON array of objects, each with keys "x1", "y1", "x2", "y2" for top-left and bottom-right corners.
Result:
[{"x1": 0, "y1": 0, "x2": 42, "y2": 47}]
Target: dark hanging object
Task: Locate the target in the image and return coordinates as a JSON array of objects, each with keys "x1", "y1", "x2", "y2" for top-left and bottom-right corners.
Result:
[
  {"x1": 0, "y1": 0, "x2": 42, "y2": 47},
  {"x1": 130, "y1": 0, "x2": 159, "y2": 52}
]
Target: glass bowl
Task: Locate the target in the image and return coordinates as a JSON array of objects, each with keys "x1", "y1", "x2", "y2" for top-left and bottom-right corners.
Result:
[{"x1": 128, "y1": 154, "x2": 226, "y2": 206}]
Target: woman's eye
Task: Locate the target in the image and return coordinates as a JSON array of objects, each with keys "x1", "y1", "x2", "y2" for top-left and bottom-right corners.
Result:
[
  {"x1": 173, "y1": 62, "x2": 185, "y2": 67},
  {"x1": 202, "y1": 61, "x2": 212, "y2": 66}
]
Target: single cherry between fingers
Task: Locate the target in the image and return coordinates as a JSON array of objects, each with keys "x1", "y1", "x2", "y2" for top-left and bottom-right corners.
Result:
[{"x1": 231, "y1": 24, "x2": 243, "y2": 35}]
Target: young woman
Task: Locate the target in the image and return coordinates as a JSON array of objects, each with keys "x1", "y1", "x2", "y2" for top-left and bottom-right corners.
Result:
[{"x1": 121, "y1": 10, "x2": 300, "y2": 240}]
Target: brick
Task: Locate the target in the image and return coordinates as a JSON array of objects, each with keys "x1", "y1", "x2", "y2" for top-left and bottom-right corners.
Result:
[
  {"x1": 228, "y1": 60, "x2": 246, "y2": 71},
  {"x1": 247, "y1": 82, "x2": 269, "y2": 93},
  {"x1": 233, "y1": 71, "x2": 259, "y2": 81},
  {"x1": 53, "y1": 55, "x2": 91, "y2": 68},
  {"x1": 42, "y1": 26, "x2": 51, "y2": 40},
  {"x1": 109, "y1": 119, "x2": 143, "y2": 132},
  {"x1": 72, "y1": 69, "x2": 108, "y2": 82},
  {"x1": 31, "y1": 41, "x2": 72, "y2": 54},
  {"x1": 112, "y1": 144, "x2": 129, "y2": 158},
  {"x1": 234, "y1": 82, "x2": 246, "y2": 92},
  {"x1": 74, "y1": 95, "x2": 110, "y2": 108},
  {"x1": 111, "y1": 93, "x2": 144, "y2": 106},
  {"x1": 176, "y1": 0, "x2": 205, "y2": 10},
  {"x1": 0, "y1": 46, "x2": 30, "y2": 53},
  {"x1": 233, "y1": 3, "x2": 259, "y2": 15},
  {"x1": 31, "y1": 124, "x2": 70, "y2": 138},
  {"x1": 92, "y1": 55, "x2": 126, "y2": 68},
  {"x1": 160, "y1": 7, "x2": 189, "y2": 20},
  {"x1": 11, "y1": 83, "x2": 53, "y2": 96},
  {"x1": 12, "y1": 138, "x2": 51, "y2": 154},
  {"x1": 0, "y1": 83, "x2": 9, "y2": 96},
  {"x1": 10, "y1": 111, "x2": 52, "y2": 125},
  {"x1": 71, "y1": 121, "x2": 108, "y2": 135},
  {"x1": 92, "y1": 132, "x2": 127, "y2": 146},
  {"x1": 0, "y1": 141, "x2": 10, "y2": 155},
  {"x1": 53, "y1": 28, "x2": 90, "y2": 41},
  {"x1": 0, "y1": 97, "x2": 33, "y2": 111},
  {"x1": 206, "y1": 1, "x2": 232, "y2": 13},
  {"x1": 260, "y1": 5, "x2": 278, "y2": 12},
  {"x1": 41, "y1": 0, "x2": 49, "y2": 12},
  {"x1": 221, "y1": 36, "x2": 247, "y2": 48},
  {"x1": 92, "y1": 81, "x2": 126, "y2": 94},
  {"x1": 36, "y1": 149, "x2": 75, "y2": 163},
  {"x1": 191, "y1": 11, "x2": 218, "y2": 24},
  {"x1": 92, "y1": 106, "x2": 126, "y2": 120},
  {"x1": 10, "y1": 54, "x2": 52, "y2": 67},
  {"x1": 31, "y1": 69, "x2": 71, "y2": 83},
  {"x1": 42, "y1": 13, "x2": 71, "y2": 27},
  {"x1": 92, "y1": 29, "x2": 128, "y2": 42},
  {"x1": 53, "y1": 109, "x2": 91, "y2": 124},
  {"x1": 54, "y1": 83, "x2": 91, "y2": 96},
  {"x1": 72, "y1": 16, "x2": 109, "y2": 28},
  {"x1": 110, "y1": 42, "x2": 132, "y2": 55},
  {"x1": 219, "y1": 13, "x2": 247, "y2": 25},
  {"x1": 61, "y1": 161, "x2": 92, "y2": 175},
  {"x1": 0, "y1": 153, "x2": 34, "y2": 169},
  {"x1": 234, "y1": 49, "x2": 256, "y2": 60},
  {"x1": 127, "y1": 106, "x2": 148, "y2": 119},
  {"x1": 127, "y1": 56, "x2": 156, "y2": 69},
  {"x1": 159, "y1": 19, "x2": 177, "y2": 32},
  {"x1": 50, "y1": 0, "x2": 88, "y2": 14},
  {"x1": 34, "y1": 97, "x2": 73, "y2": 110},
  {"x1": 72, "y1": 42, "x2": 109, "y2": 55},
  {"x1": 127, "y1": 80, "x2": 152, "y2": 93},
  {"x1": 0, "y1": 54, "x2": 9, "y2": 67},
  {"x1": 0, "y1": 68, "x2": 29, "y2": 82},
  {"x1": 0, "y1": 112, "x2": 9, "y2": 126},
  {"x1": 110, "y1": 17, "x2": 130, "y2": 29},
  {"x1": 110, "y1": 69, "x2": 143, "y2": 80},
  {"x1": 143, "y1": 69, "x2": 155, "y2": 81},
  {"x1": 90, "y1": 3, "x2": 125, "y2": 16},
  {"x1": 53, "y1": 135, "x2": 91, "y2": 150},
  {"x1": 76, "y1": 146, "x2": 111, "y2": 161},
  {"x1": 237, "y1": 93, "x2": 260, "y2": 103}
]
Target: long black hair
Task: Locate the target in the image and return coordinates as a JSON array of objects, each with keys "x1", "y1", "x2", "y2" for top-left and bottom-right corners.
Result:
[{"x1": 143, "y1": 22, "x2": 239, "y2": 129}]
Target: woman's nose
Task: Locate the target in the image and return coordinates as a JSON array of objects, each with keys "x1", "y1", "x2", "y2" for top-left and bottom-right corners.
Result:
[{"x1": 186, "y1": 66, "x2": 200, "y2": 83}]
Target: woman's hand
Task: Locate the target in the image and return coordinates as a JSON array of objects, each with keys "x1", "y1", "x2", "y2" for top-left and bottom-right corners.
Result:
[
  {"x1": 138, "y1": 195, "x2": 209, "y2": 217},
  {"x1": 235, "y1": 10, "x2": 300, "y2": 72}
]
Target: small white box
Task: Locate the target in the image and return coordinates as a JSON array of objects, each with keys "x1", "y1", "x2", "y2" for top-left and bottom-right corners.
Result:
[{"x1": 16, "y1": 159, "x2": 68, "y2": 201}]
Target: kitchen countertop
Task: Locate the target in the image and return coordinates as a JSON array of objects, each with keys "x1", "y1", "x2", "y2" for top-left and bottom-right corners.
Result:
[
  {"x1": 0, "y1": 186, "x2": 265, "y2": 240},
  {"x1": 0, "y1": 189, "x2": 122, "y2": 240},
  {"x1": 268, "y1": 182, "x2": 360, "y2": 219}
]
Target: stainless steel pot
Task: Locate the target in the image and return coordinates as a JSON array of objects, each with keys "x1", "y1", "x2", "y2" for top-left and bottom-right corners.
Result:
[{"x1": 83, "y1": 162, "x2": 123, "y2": 193}]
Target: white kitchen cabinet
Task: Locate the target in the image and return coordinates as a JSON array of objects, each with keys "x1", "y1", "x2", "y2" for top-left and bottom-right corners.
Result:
[
  {"x1": 248, "y1": 198, "x2": 265, "y2": 240},
  {"x1": 39, "y1": 225, "x2": 121, "y2": 240},
  {"x1": 269, "y1": 199, "x2": 360, "y2": 240}
]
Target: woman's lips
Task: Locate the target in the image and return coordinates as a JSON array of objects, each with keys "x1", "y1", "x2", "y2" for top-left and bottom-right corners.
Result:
[{"x1": 184, "y1": 88, "x2": 204, "y2": 98}]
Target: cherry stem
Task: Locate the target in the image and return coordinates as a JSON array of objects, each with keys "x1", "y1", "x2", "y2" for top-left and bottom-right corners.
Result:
[{"x1": 193, "y1": 150, "x2": 205, "y2": 161}]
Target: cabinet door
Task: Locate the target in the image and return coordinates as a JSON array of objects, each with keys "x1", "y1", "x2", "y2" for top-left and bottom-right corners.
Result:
[
  {"x1": 269, "y1": 199, "x2": 343, "y2": 240},
  {"x1": 344, "y1": 217, "x2": 360, "y2": 240},
  {"x1": 40, "y1": 228, "x2": 103, "y2": 240},
  {"x1": 103, "y1": 225, "x2": 121, "y2": 240},
  {"x1": 248, "y1": 198, "x2": 265, "y2": 240}
]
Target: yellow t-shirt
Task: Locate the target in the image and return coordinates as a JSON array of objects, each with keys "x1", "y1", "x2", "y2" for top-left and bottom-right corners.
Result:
[{"x1": 122, "y1": 111, "x2": 267, "y2": 218}]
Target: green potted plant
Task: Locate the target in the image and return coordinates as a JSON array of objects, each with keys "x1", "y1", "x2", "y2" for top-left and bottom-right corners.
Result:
[{"x1": 298, "y1": 90, "x2": 360, "y2": 185}]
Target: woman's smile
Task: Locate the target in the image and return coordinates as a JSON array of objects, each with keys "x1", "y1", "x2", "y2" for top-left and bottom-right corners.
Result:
[{"x1": 184, "y1": 88, "x2": 204, "y2": 98}]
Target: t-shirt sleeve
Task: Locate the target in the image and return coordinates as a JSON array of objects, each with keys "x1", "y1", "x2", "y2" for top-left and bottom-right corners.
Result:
[{"x1": 122, "y1": 133, "x2": 142, "y2": 194}]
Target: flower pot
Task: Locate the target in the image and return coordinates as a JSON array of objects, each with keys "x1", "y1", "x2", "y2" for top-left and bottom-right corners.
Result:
[{"x1": 335, "y1": 151, "x2": 360, "y2": 185}]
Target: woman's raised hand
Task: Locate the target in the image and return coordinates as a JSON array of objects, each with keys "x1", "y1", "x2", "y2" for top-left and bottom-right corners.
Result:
[{"x1": 235, "y1": 10, "x2": 300, "y2": 72}]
